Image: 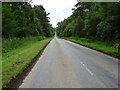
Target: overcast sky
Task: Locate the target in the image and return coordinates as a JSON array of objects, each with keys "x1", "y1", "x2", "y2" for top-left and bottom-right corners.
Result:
[{"x1": 32, "y1": 0, "x2": 77, "y2": 27}]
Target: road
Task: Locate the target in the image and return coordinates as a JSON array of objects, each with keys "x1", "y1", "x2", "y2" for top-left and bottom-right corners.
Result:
[{"x1": 19, "y1": 37, "x2": 118, "y2": 88}]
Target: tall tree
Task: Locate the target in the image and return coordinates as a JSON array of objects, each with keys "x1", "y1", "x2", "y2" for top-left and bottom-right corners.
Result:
[
  {"x1": 2, "y1": 3, "x2": 17, "y2": 38},
  {"x1": 2, "y1": 2, "x2": 53, "y2": 38}
]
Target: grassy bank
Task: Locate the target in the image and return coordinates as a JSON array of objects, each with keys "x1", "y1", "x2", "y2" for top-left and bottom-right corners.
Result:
[
  {"x1": 65, "y1": 37, "x2": 119, "y2": 58},
  {"x1": 2, "y1": 37, "x2": 51, "y2": 88}
]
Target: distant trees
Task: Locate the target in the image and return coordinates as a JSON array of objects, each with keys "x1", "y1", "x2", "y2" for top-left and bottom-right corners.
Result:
[
  {"x1": 2, "y1": 2, "x2": 53, "y2": 38},
  {"x1": 57, "y1": 2, "x2": 120, "y2": 45}
]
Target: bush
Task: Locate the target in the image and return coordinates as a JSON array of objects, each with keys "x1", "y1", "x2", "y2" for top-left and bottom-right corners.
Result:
[
  {"x1": 36, "y1": 36, "x2": 46, "y2": 41},
  {"x1": 2, "y1": 36, "x2": 46, "y2": 53}
]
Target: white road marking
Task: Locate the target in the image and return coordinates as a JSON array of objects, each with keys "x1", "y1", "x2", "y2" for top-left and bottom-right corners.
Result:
[{"x1": 81, "y1": 62, "x2": 94, "y2": 76}]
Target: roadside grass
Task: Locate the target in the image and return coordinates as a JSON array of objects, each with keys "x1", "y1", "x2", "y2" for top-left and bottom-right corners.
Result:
[
  {"x1": 65, "y1": 37, "x2": 119, "y2": 58},
  {"x1": 2, "y1": 37, "x2": 51, "y2": 88}
]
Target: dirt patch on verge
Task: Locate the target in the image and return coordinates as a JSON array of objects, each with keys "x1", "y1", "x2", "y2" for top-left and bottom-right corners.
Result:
[{"x1": 3, "y1": 40, "x2": 51, "y2": 90}]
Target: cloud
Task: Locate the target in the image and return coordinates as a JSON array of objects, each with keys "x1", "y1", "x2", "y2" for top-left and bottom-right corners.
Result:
[{"x1": 32, "y1": 0, "x2": 77, "y2": 27}]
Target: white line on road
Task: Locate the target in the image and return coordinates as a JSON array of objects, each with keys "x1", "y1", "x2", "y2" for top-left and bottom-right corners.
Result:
[{"x1": 81, "y1": 62, "x2": 94, "y2": 76}]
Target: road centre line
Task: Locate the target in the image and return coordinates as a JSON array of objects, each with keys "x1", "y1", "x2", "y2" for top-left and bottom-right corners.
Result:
[{"x1": 80, "y1": 62, "x2": 94, "y2": 76}]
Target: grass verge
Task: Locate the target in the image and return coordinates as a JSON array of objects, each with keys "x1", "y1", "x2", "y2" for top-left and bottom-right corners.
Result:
[
  {"x1": 65, "y1": 37, "x2": 119, "y2": 59},
  {"x1": 2, "y1": 37, "x2": 51, "y2": 88}
]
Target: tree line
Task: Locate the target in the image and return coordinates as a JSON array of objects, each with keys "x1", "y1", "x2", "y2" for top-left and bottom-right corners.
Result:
[
  {"x1": 2, "y1": 2, "x2": 53, "y2": 38},
  {"x1": 57, "y1": 2, "x2": 120, "y2": 52}
]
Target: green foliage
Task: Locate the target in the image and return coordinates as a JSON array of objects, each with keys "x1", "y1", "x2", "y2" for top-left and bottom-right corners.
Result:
[
  {"x1": 2, "y1": 3, "x2": 17, "y2": 38},
  {"x1": 2, "y1": 2, "x2": 53, "y2": 38},
  {"x1": 118, "y1": 43, "x2": 120, "y2": 55},
  {"x1": 57, "y1": 15, "x2": 74, "y2": 37},
  {"x1": 72, "y1": 16, "x2": 84, "y2": 37},
  {"x1": 36, "y1": 36, "x2": 46, "y2": 41},
  {"x1": 2, "y1": 36, "x2": 46, "y2": 53},
  {"x1": 34, "y1": 5, "x2": 53, "y2": 37}
]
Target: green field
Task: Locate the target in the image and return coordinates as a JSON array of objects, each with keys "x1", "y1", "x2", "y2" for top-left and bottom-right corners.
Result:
[
  {"x1": 2, "y1": 37, "x2": 51, "y2": 87},
  {"x1": 65, "y1": 37, "x2": 119, "y2": 58}
]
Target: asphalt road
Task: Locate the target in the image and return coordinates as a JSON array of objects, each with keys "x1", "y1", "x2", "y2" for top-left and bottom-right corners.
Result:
[{"x1": 19, "y1": 37, "x2": 119, "y2": 88}]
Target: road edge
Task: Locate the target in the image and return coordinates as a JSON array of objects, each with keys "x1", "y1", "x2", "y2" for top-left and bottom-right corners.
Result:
[
  {"x1": 64, "y1": 39, "x2": 120, "y2": 60},
  {"x1": 3, "y1": 39, "x2": 52, "y2": 89}
]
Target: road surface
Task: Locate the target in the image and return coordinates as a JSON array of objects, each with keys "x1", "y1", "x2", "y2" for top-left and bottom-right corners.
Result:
[{"x1": 19, "y1": 37, "x2": 119, "y2": 88}]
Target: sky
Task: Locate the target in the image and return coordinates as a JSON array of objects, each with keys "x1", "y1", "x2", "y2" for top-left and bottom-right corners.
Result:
[{"x1": 32, "y1": 0, "x2": 78, "y2": 27}]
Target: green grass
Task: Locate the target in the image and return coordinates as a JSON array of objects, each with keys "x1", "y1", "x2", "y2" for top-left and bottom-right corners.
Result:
[
  {"x1": 2, "y1": 36, "x2": 46, "y2": 53},
  {"x1": 65, "y1": 37, "x2": 119, "y2": 58},
  {"x1": 2, "y1": 37, "x2": 51, "y2": 88}
]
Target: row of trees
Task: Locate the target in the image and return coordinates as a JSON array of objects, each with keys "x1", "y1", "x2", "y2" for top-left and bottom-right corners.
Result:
[
  {"x1": 2, "y1": 2, "x2": 53, "y2": 38},
  {"x1": 57, "y1": 2, "x2": 120, "y2": 46}
]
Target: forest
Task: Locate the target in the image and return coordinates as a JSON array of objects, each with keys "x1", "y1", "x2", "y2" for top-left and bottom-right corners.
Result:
[
  {"x1": 2, "y1": 2, "x2": 53, "y2": 38},
  {"x1": 57, "y1": 2, "x2": 120, "y2": 55}
]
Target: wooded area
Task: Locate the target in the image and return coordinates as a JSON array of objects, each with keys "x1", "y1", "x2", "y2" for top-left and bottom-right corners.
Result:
[
  {"x1": 57, "y1": 2, "x2": 120, "y2": 54},
  {"x1": 2, "y1": 2, "x2": 53, "y2": 38}
]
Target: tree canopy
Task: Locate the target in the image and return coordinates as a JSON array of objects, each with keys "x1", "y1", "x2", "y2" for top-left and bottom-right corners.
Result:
[
  {"x1": 2, "y1": 2, "x2": 54, "y2": 38},
  {"x1": 57, "y1": 2, "x2": 120, "y2": 43}
]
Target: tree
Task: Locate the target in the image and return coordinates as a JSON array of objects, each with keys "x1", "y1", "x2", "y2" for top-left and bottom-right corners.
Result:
[
  {"x1": 2, "y1": 3, "x2": 17, "y2": 38},
  {"x1": 34, "y1": 5, "x2": 52, "y2": 37},
  {"x1": 2, "y1": 2, "x2": 53, "y2": 38}
]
